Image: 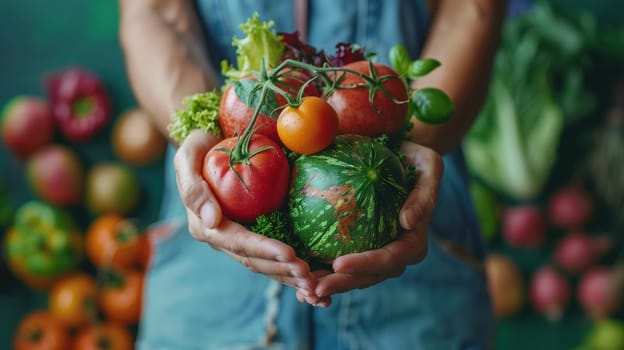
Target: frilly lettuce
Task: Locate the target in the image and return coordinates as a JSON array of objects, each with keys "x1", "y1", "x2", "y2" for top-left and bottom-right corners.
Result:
[
  {"x1": 168, "y1": 90, "x2": 222, "y2": 143},
  {"x1": 221, "y1": 13, "x2": 285, "y2": 80}
]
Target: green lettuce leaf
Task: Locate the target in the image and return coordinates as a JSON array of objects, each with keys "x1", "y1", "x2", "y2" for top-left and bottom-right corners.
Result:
[{"x1": 221, "y1": 13, "x2": 285, "y2": 80}]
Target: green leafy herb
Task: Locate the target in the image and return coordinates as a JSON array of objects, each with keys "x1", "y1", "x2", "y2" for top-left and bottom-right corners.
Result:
[
  {"x1": 411, "y1": 88, "x2": 455, "y2": 124},
  {"x1": 168, "y1": 90, "x2": 222, "y2": 143},
  {"x1": 251, "y1": 209, "x2": 307, "y2": 258},
  {"x1": 221, "y1": 13, "x2": 285, "y2": 81},
  {"x1": 463, "y1": 3, "x2": 609, "y2": 201}
]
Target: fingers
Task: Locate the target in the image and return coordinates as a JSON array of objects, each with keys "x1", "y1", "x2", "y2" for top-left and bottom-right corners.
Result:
[
  {"x1": 174, "y1": 130, "x2": 223, "y2": 228},
  {"x1": 314, "y1": 229, "x2": 427, "y2": 297},
  {"x1": 399, "y1": 141, "x2": 443, "y2": 230}
]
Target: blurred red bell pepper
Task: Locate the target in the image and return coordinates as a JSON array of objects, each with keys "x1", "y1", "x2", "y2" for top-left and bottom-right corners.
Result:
[{"x1": 46, "y1": 68, "x2": 112, "y2": 141}]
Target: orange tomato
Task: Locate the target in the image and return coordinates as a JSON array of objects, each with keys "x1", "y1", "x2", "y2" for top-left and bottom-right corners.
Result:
[
  {"x1": 98, "y1": 269, "x2": 144, "y2": 325},
  {"x1": 48, "y1": 273, "x2": 97, "y2": 329},
  {"x1": 13, "y1": 310, "x2": 71, "y2": 350},
  {"x1": 85, "y1": 214, "x2": 146, "y2": 270},
  {"x1": 277, "y1": 96, "x2": 338, "y2": 155},
  {"x1": 73, "y1": 322, "x2": 134, "y2": 350}
]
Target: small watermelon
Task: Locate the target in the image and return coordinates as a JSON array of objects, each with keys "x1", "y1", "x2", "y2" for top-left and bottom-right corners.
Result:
[{"x1": 289, "y1": 134, "x2": 408, "y2": 261}]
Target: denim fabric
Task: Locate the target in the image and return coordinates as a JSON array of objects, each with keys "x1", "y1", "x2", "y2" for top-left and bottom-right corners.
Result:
[{"x1": 137, "y1": 1, "x2": 494, "y2": 349}]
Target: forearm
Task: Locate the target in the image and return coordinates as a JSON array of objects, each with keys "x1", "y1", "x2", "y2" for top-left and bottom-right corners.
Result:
[
  {"x1": 118, "y1": 0, "x2": 219, "y2": 142},
  {"x1": 410, "y1": 0, "x2": 507, "y2": 154}
]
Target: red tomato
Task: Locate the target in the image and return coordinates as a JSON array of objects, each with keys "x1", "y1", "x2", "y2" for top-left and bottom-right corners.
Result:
[
  {"x1": 72, "y1": 322, "x2": 134, "y2": 350},
  {"x1": 326, "y1": 61, "x2": 408, "y2": 136},
  {"x1": 202, "y1": 134, "x2": 290, "y2": 223},
  {"x1": 219, "y1": 69, "x2": 319, "y2": 142},
  {"x1": 13, "y1": 311, "x2": 71, "y2": 350},
  {"x1": 48, "y1": 273, "x2": 97, "y2": 329},
  {"x1": 85, "y1": 214, "x2": 146, "y2": 270},
  {"x1": 277, "y1": 96, "x2": 338, "y2": 154},
  {"x1": 98, "y1": 269, "x2": 144, "y2": 325}
]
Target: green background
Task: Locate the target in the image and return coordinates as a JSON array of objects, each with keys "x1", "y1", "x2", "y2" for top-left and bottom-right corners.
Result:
[{"x1": 0, "y1": 1, "x2": 622, "y2": 349}]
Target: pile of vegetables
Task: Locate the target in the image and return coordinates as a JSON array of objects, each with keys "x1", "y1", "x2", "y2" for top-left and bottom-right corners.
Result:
[
  {"x1": 1, "y1": 64, "x2": 166, "y2": 347},
  {"x1": 169, "y1": 14, "x2": 454, "y2": 263},
  {"x1": 463, "y1": 3, "x2": 613, "y2": 203}
]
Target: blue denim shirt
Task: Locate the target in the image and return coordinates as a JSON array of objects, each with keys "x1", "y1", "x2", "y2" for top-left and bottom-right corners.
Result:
[{"x1": 138, "y1": 1, "x2": 494, "y2": 349}]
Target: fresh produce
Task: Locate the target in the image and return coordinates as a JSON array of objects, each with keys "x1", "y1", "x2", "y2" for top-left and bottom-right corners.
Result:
[
  {"x1": 326, "y1": 61, "x2": 408, "y2": 137},
  {"x1": 111, "y1": 108, "x2": 166, "y2": 165},
  {"x1": 553, "y1": 232, "x2": 611, "y2": 274},
  {"x1": 26, "y1": 144, "x2": 84, "y2": 206},
  {"x1": 548, "y1": 185, "x2": 595, "y2": 230},
  {"x1": 575, "y1": 319, "x2": 624, "y2": 350},
  {"x1": 98, "y1": 268, "x2": 144, "y2": 325},
  {"x1": 485, "y1": 254, "x2": 525, "y2": 319},
  {"x1": 289, "y1": 134, "x2": 407, "y2": 261},
  {"x1": 586, "y1": 96, "x2": 624, "y2": 229},
  {"x1": 577, "y1": 266, "x2": 624, "y2": 319},
  {"x1": 48, "y1": 273, "x2": 97, "y2": 329},
  {"x1": 219, "y1": 69, "x2": 320, "y2": 142},
  {"x1": 529, "y1": 265, "x2": 572, "y2": 321},
  {"x1": 202, "y1": 133, "x2": 290, "y2": 224},
  {"x1": 13, "y1": 310, "x2": 71, "y2": 350},
  {"x1": 170, "y1": 13, "x2": 453, "y2": 258},
  {"x1": 85, "y1": 214, "x2": 147, "y2": 270},
  {"x1": 3, "y1": 201, "x2": 82, "y2": 289},
  {"x1": 72, "y1": 322, "x2": 134, "y2": 350},
  {"x1": 46, "y1": 67, "x2": 111, "y2": 142},
  {"x1": 463, "y1": 3, "x2": 605, "y2": 201},
  {"x1": 1, "y1": 96, "x2": 55, "y2": 158},
  {"x1": 85, "y1": 163, "x2": 140, "y2": 215},
  {"x1": 277, "y1": 96, "x2": 338, "y2": 154},
  {"x1": 501, "y1": 204, "x2": 546, "y2": 248}
]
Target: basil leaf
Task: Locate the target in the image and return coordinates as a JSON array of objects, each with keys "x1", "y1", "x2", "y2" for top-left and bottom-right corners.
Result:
[
  {"x1": 409, "y1": 59, "x2": 441, "y2": 78},
  {"x1": 412, "y1": 88, "x2": 454, "y2": 124},
  {"x1": 389, "y1": 44, "x2": 412, "y2": 78}
]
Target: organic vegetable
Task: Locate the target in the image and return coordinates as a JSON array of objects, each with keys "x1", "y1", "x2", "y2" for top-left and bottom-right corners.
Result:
[
  {"x1": 289, "y1": 134, "x2": 407, "y2": 261},
  {"x1": 529, "y1": 265, "x2": 571, "y2": 321},
  {"x1": 553, "y1": 232, "x2": 611, "y2": 274},
  {"x1": 485, "y1": 254, "x2": 525, "y2": 319},
  {"x1": 220, "y1": 13, "x2": 284, "y2": 81},
  {"x1": 13, "y1": 310, "x2": 70, "y2": 350},
  {"x1": 575, "y1": 319, "x2": 624, "y2": 350},
  {"x1": 85, "y1": 163, "x2": 140, "y2": 215},
  {"x1": 463, "y1": 3, "x2": 601, "y2": 201},
  {"x1": 46, "y1": 68, "x2": 111, "y2": 142},
  {"x1": 548, "y1": 185, "x2": 594, "y2": 230},
  {"x1": 26, "y1": 144, "x2": 84, "y2": 206},
  {"x1": 85, "y1": 214, "x2": 147, "y2": 270},
  {"x1": 72, "y1": 322, "x2": 134, "y2": 350},
  {"x1": 586, "y1": 99, "x2": 624, "y2": 229},
  {"x1": 98, "y1": 268, "x2": 144, "y2": 325},
  {"x1": 326, "y1": 61, "x2": 408, "y2": 137},
  {"x1": 202, "y1": 133, "x2": 290, "y2": 223},
  {"x1": 48, "y1": 273, "x2": 97, "y2": 329},
  {"x1": 501, "y1": 204, "x2": 546, "y2": 248},
  {"x1": 3, "y1": 201, "x2": 82, "y2": 289},
  {"x1": 277, "y1": 96, "x2": 338, "y2": 154},
  {"x1": 577, "y1": 266, "x2": 624, "y2": 319},
  {"x1": 112, "y1": 108, "x2": 166, "y2": 165},
  {"x1": 168, "y1": 90, "x2": 222, "y2": 143},
  {"x1": 218, "y1": 69, "x2": 319, "y2": 142},
  {"x1": 1, "y1": 96, "x2": 55, "y2": 158}
]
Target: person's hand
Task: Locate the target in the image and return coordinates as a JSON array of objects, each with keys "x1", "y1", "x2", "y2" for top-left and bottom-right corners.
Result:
[
  {"x1": 174, "y1": 130, "x2": 319, "y2": 297},
  {"x1": 296, "y1": 141, "x2": 443, "y2": 306}
]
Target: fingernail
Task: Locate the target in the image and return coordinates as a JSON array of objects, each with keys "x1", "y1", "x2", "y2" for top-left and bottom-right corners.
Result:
[{"x1": 200, "y1": 204, "x2": 216, "y2": 228}]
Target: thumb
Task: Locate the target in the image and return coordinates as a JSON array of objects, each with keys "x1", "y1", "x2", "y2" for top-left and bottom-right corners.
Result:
[{"x1": 174, "y1": 130, "x2": 223, "y2": 228}]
